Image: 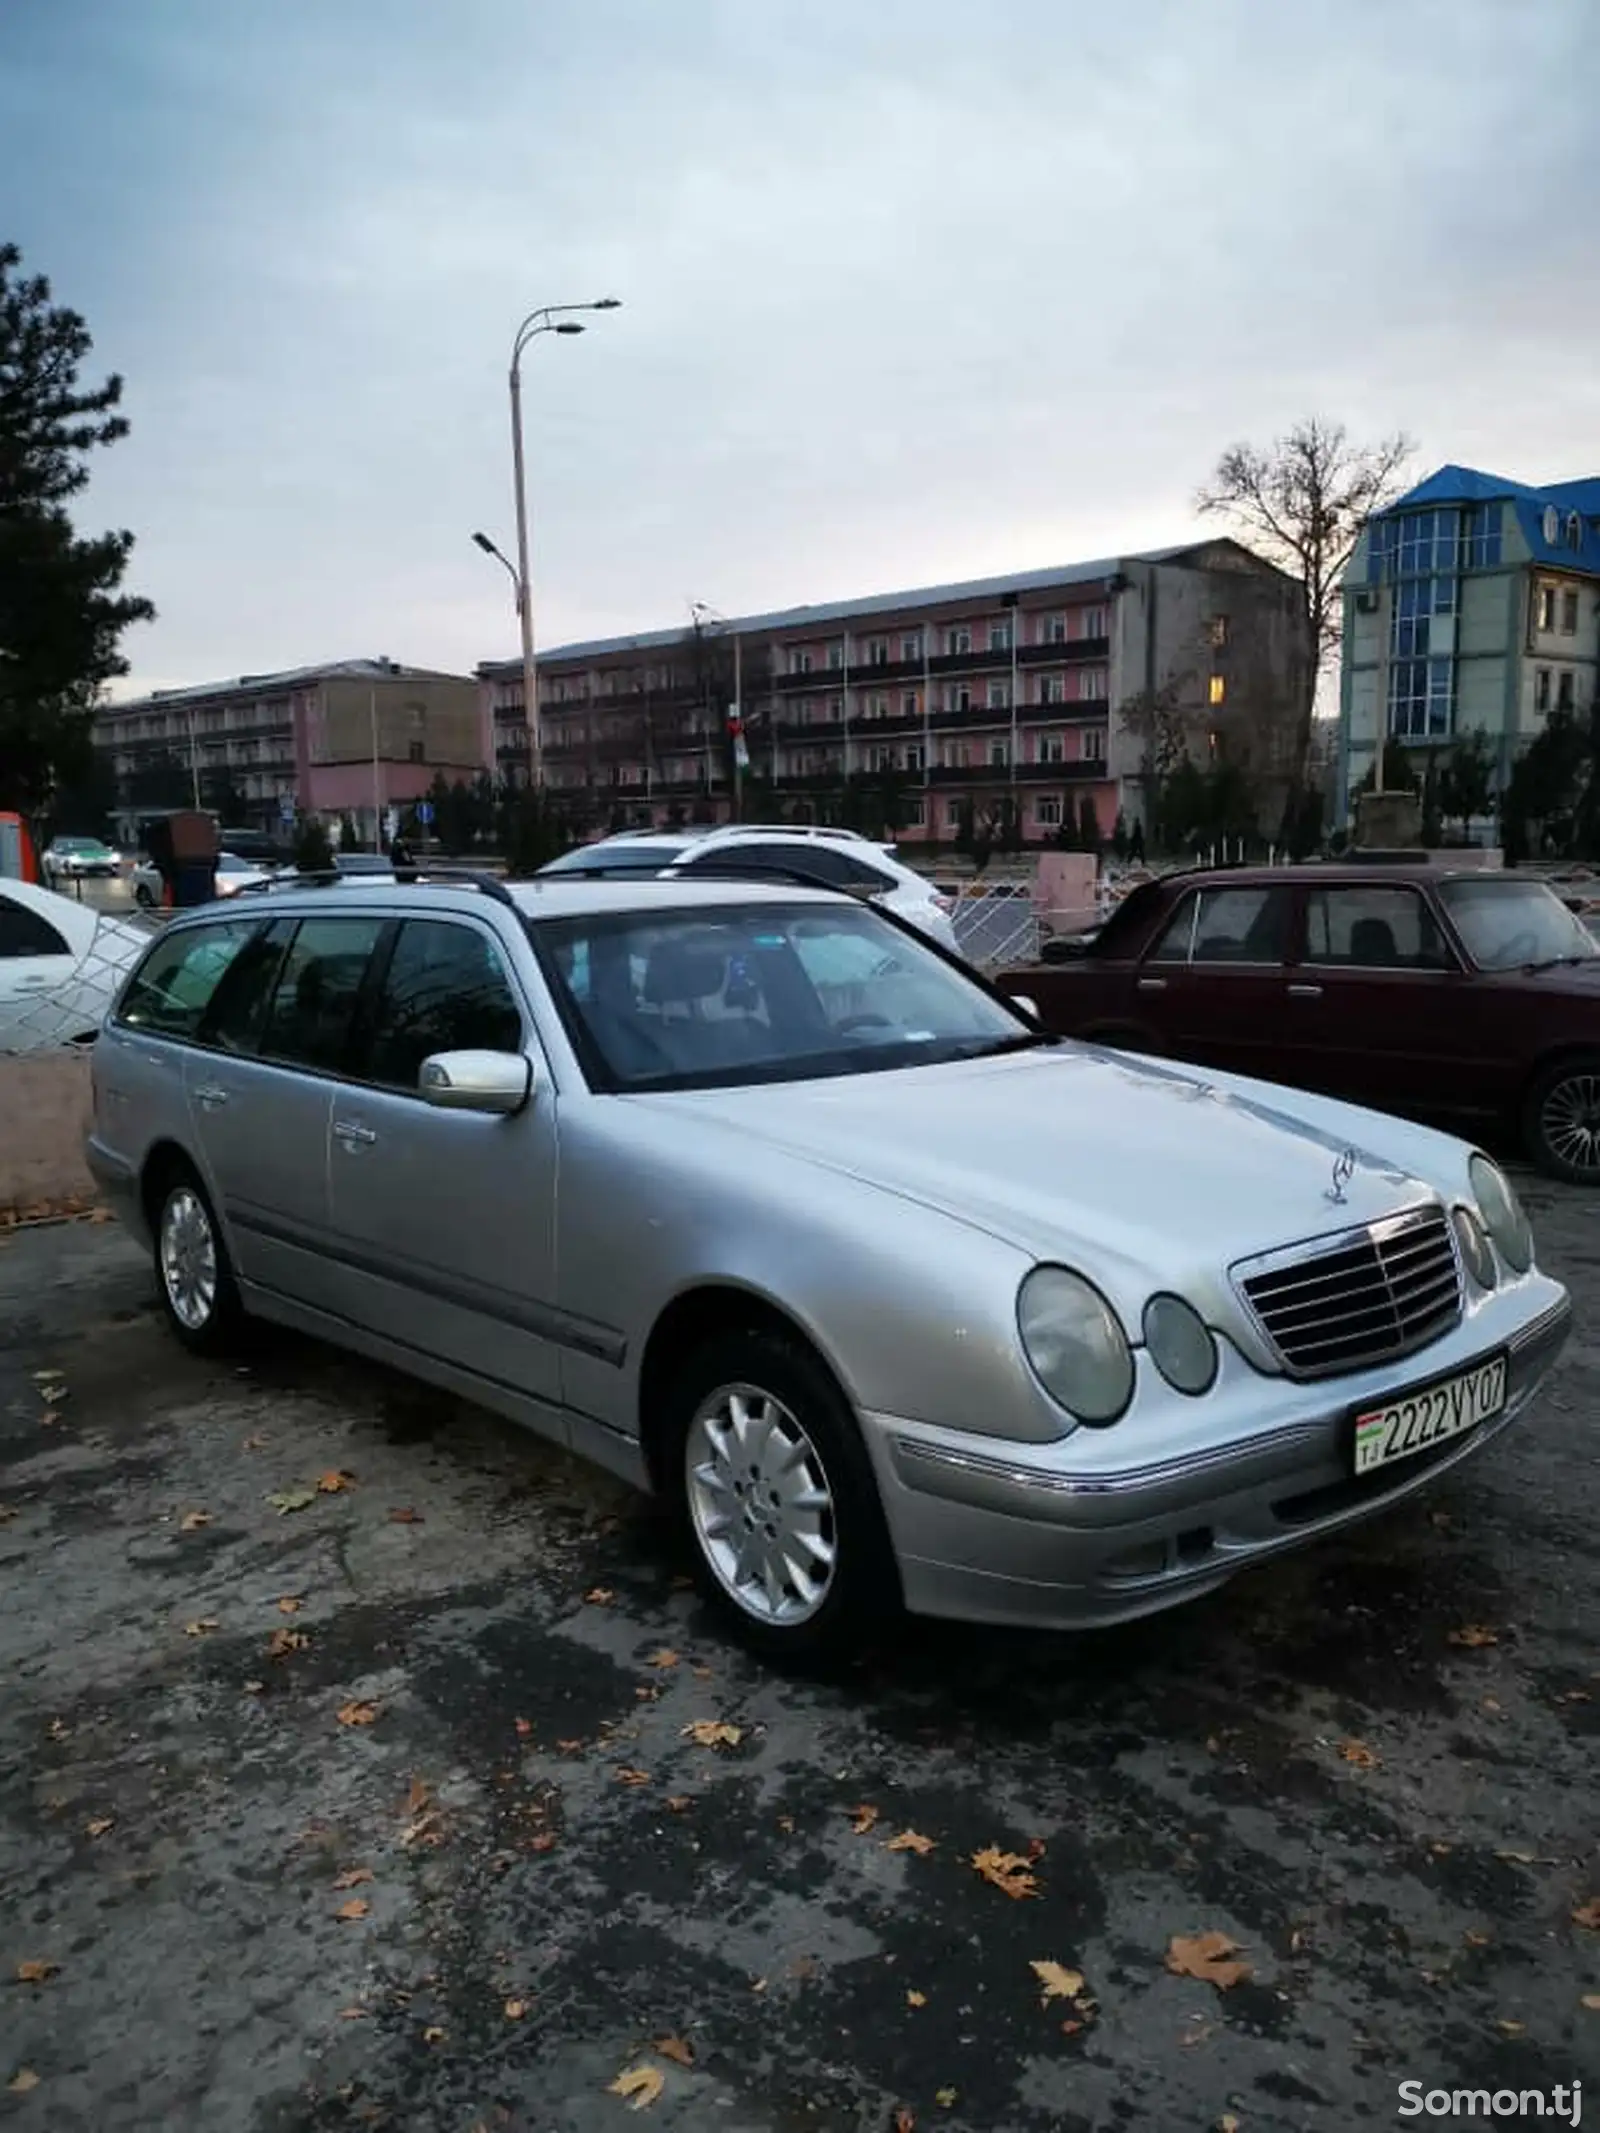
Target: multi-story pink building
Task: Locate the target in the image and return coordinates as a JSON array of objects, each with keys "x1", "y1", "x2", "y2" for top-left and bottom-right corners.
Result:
[{"x1": 479, "y1": 539, "x2": 1308, "y2": 841}]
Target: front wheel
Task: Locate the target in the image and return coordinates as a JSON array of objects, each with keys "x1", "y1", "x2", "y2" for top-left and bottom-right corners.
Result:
[
  {"x1": 666, "y1": 1327, "x2": 899, "y2": 1664},
  {"x1": 1523, "y1": 1055, "x2": 1600, "y2": 1185},
  {"x1": 134, "y1": 882, "x2": 156, "y2": 909},
  {"x1": 153, "y1": 1167, "x2": 246, "y2": 1352}
]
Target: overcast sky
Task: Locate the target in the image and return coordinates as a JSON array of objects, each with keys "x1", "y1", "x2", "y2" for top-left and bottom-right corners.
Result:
[{"x1": 4, "y1": 0, "x2": 1598, "y2": 695}]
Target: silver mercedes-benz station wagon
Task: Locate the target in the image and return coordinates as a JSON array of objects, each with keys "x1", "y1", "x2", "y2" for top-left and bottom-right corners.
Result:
[{"x1": 87, "y1": 869, "x2": 1571, "y2": 1659}]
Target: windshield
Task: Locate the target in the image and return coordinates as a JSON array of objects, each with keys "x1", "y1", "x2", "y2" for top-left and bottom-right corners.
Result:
[
  {"x1": 539, "y1": 839, "x2": 690, "y2": 876},
  {"x1": 533, "y1": 900, "x2": 1032, "y2": 1089},
  {"x1": 1438, "y1": 878, "x2": 1599, "y2": 971}
]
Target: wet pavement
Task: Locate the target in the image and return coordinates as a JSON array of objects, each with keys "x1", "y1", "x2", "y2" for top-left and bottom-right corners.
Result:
[{"x1": 2, "y1": 1188, "x2": 1597, "y2": 2131}]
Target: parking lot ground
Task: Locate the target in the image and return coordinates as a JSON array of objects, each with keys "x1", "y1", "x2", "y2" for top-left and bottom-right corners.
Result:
[{"x1": 2, "y1": 1191, "x2": 1598, "y2": 2133}]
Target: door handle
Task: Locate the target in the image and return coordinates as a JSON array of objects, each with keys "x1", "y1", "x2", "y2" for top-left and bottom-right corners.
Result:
[
  {"x1": 1288, "y1": 983, "x2": 1323, "y2": 999},
  {"x1": 333, "y1": 1119, "x2": 377, "y2": 1148},
  {"x1": 15, "y1": 976, "x2": 52, "y2": 992},
  {"x1": 1136, "y1": 977, "x2": 1167, "y2": 993},
  {"x1": 194, "y1": 1084, "x2": 230, "y2": 1109}
]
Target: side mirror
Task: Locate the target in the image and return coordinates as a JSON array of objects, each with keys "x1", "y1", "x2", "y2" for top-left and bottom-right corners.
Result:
[
  {"x1": 1009, "y1": 993, "x2": 1041, "y2": 1020},
  {"x1": 419, "y1": 1049, "x2": 533, "y2": 1115}
]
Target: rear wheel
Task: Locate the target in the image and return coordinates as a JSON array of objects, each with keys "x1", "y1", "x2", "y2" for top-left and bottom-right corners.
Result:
[
  {"x1": 665, "y1": 1326, "x2": 899, "y2": 1664},
  {"x1": 134, "y1": 881, "x2": 156, "y2": 909},
  {"x1": 1523, "y1": 1054, "x2": 1600, "y2": 1185},
  {"x1": 152, "y1": 1165, "x2": 245, "y2": 1352}
]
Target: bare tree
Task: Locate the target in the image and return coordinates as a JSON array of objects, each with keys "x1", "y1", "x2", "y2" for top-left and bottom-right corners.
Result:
[{"x1": 1197, "y1": 417, "x2": 1415, "y2": 791}]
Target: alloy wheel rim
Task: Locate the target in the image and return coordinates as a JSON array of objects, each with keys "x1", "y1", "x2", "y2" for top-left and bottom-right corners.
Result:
[
  {"x1": 1542, "y1": 1073, "x2": 1600, "y2": 1176},
  {"x1": 685, "y1": 1382, "x2": 837, "y2": 1625},
  {"x1": 160, "y1": 1187, "x2": 218, "y2": 1331}
]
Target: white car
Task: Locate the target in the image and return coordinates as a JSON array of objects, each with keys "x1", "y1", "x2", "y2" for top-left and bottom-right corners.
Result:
[
  {"x1": 131, "y1": 852, "x2": 272, "y2": 908},
  {"x1": 42, "y1": 835, "x2": 121, "y2": 881},
  {"x1": 665, "y1": 830, "x2": 959, "y2": 951},
  {"x1": 0, "y1": 877, "x2": 149, "y2": 1051}
]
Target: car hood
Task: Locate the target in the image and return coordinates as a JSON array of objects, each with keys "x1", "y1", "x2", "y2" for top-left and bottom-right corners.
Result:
[{"x1": 646, "y1": 1044, "x2": 1444, "y2": 1306}]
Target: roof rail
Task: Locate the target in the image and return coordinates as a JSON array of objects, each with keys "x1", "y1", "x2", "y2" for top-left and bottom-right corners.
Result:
[{"x1": 232, "y1": 865, "x2": 517, "y2": 909}]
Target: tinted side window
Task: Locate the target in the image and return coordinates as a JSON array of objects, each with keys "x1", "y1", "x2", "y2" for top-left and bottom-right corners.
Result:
[
  {"x1": 361, "y1": 920, "x2": 523, "y2": 1091},
  {"x1": 196, "y1": 919, "x2": 298, "y2": 1054},
  {"x1": 1148, "y1": 887, "x2": 1290, "y2": 965},
  {"x1": 116, "y1": 922, "x2": 260, "y2": 1040},
  {"x1": 1304, "y1": 887, "x2": 1452, "y2": 970},
  {"x1": 0, "y1": 895, "x2": 70, "y2": 958},
  {"x1": 258, "y1": 917, "x2": 385, "y2": 1073}
]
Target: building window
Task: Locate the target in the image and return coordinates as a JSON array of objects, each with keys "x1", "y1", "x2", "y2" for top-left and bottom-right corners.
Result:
[
  {"x1": 989, "y1": 741, "x2": 1008, "y2": 767},
  {"x1": 866, "y1": 637, "x2": 889, "y2": 665},
  {"x1": 906, "y1": 794, "x2": 926, "y2": 827},
  {"x1": 1460, "y1": 502, "x2": 1503, "y2": 569},
  {"x1": 949, "y1": 684, "x2": 973, "y2": 714},
  {"x1": 901, "y1": 631, "x2": 922, "y2": 661},
  {"x1": 1567, "y1": 512, "x2": 1583, "y2": 551},
  {"x1": 1082, "y1": 727, "x2": 1106, "y2": 763},
  {"x1": 901, "y1": 690, "x2": 919, "y2": 717},
  {"x1": 863, "y1": 692, "x2": 888, "y2": 719},
  {"x1": 826, "y1": 641, "x2": 844, "y2": 670},
  {"x1": 1207, "y1": 615, "x2": 1230, "y2": 648},
  {"x1": 986, "y1": 680, "x2": 1010, "y2": 710},
  {"x1": 789, "y1": 648, "x2": 813, "y2": 675},
  {"x1": 1561, "y1": 588, "x2": 1579, "y2": 634},
  {"x1": 1208, "y1": 675, "x2": 1227, "y2": 707},
  {"x1": 1387, "y1": 657, "x2": 1453, "y2": 740},
  {"x1": 1557, "y1": 670, "x2": 1575, "y2": 713},
  {"x1": 1039, "y1": 675, "x2": 1066, "y2": 705},
  {"x1": 941, "y1": 742, "x2": 968, "y2": 769},
  {"x1": 1537, "y1": 584, "x2": 1557, "y2": 632},
  {"x1": 408, "y1": 740, "x2": 425, "y2": 763},
  {"x1": 943, "y1": 798, "x2": 963, "y2": 830},
  {"x1": 904, "y1": 744, "x2": 924, "y2": 771},
  {"x1": 1044, "y1": 614, "x2": 1067, "y2": 644},
  {"x1": 988, "y1": 620, "x2": 1012, "y2": 653},
  {"x1": 827, "y1": 695, "x2": 844, "y2": 721},
  {"x1": 1391, "y1": 576, "x2": 1454, "y2": 659},
  {"x1": 867, "y1": 743, "x2": 893, "y2": 771},
  {"x1": 1082, "y1": 668, "x2": 1108, "y2": 701},
  {"x1": 948, "y1": 626, "x2": 972, "y2": 656},
  {"x1": 1034, "y1": 795, "x2": 1063, "y2": 828},
  {"x1": 1081, "y1": 605, "x2": 1108, "y2": 639},
  {"x1": 1038, "y1": 733, "x2": 1066, "y2": 763},
  {"x1": 1535, "y1": 666, "x2": 1552, "y2": 713}
]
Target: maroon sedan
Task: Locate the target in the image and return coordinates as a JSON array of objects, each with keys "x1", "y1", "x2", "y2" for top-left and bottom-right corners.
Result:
[{"x1": 1000, "y1": 864, "x2": 1600, "y2": 1184}]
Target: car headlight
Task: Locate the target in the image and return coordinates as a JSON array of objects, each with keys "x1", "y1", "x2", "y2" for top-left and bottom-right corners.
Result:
[
  {"x1": 1451, "y1": 1205, "x2": 1497, "y2": 1292},
  {"x1": 1468, "y1": 1155, "x2": 1533, "y2": 1274},
  {"x1": 1142, "y1": 1293, "x2": 1218, "y2": 1395},
  {"x1": 1017, "y1": 1267, "x2": 1134, "y2": 1424}
]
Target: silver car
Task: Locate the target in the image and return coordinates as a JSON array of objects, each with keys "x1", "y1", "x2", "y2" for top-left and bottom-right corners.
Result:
[{"x1": 86, "y1": 872, "x2": 1571, "y2": 1659}]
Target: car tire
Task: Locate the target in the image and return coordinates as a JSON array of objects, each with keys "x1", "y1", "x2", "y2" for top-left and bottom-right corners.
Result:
[
  {"x1": 1522, "y1": 1054, "x2": 1600, "y2": 1186},
  {"x1": 663, "y1": 1325, "x2": 900, "y2": 1666},
  {"x1": 151, "y1": 1163, "x2": 246, "y2": 1353},
  {"x1": 134, "y1": 882, "x2": 155, "y2": 909}
]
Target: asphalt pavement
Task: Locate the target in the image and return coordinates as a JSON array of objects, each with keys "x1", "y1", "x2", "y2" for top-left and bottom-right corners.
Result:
[{"x1": 2, "y1": 1190, "x2": 1597, "y2": 2131}]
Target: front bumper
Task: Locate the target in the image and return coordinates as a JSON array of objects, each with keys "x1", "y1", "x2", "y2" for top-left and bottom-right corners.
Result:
[{"x1": 860, "y1": 1281, "x2": 1572, "y2": 1631}]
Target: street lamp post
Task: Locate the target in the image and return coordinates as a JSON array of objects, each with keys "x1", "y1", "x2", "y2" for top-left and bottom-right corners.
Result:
[{"x1": 502, "y1": 298, "x2": 621, "y2": 786}]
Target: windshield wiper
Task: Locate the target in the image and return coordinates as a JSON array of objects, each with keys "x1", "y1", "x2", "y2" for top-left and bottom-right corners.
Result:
[
  {"x1": 955, "y1": 1031, "x2": 1061, "y2": 1060},
  {"x1": 1521, "y1": 952, "x2": 1598, "y2": 973}
]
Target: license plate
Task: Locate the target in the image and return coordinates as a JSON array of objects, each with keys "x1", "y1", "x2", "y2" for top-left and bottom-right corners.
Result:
[{"x1": 1352, "y1": 1353, "x2": 1507, "y2": 1476}]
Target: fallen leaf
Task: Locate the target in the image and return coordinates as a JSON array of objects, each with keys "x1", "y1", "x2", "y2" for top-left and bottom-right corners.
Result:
[
  {"x1": 8, "y1": 2070, "x2": 40, "y2": 2094},
  {"x1": 32, "y1": 1369, "x2": 65, "y2": 1384},
  {"x1": 338, "y1": 2006, "x2": 368, "y2": 2021},
  {"x1": 422, "y1": 2026, "x2": 445, "y2": 2045},
  {"x1": 681, "y1": 1719, "x2": 742, "y2": 1749},
  {"x1": 885, "y1": 1828, "x2": 935, "y2": 1855},
  {"x1": 1464, "y1": 1929, "x2": 1490, "y2": 1948},
  {"x1": 892, "y1": 2110, "x2": 915, "y2": 2133},
  {"x1": 336, "y1": 1700, "x2": 380, "y2": 1728},
  {"x1": 183, "y1": 1618, "x2": 220, "y2": 1637},
  {"x1": 1448, "y1": 1623, "x2": 1499, "y2": 1648},
  {"x1": 585, "y1": 1587, "x2": 615, "y2": 1606},
  {"x1": 1496, "y1": 2018, "x2": 1525, "y2": 2037},
  {"x1": 179, "y1": 1510, "x2": 211, "y2": 1531},
  {"x1": 267, "y1": 1627, "x2": 308, "y2": 1658},
  {"x1": 691, "y1": 1664, "x2": 713, "y2": 1680},
  {"x1": 1495, "y1": 1849, "x2": 1535, "y2": 1864},
  {"x1": 85, "y1": 1817, "x2": 114, "y2": 1839},
  {"x1": 504, "y1": 1999, "x2": 528, "y2": 2020},
  {"x1": 936, "y1": 2089, "x2": 957, "y2": 2109},
  {"x1": 403, "y1": 1778, "x2": 432, "y2": 1816},
  {"x1": 1026, "y1": 1836, "x2": 1048, "y2": 1861},
  {"x1": 614, "y1": 1767, "x2": 651, "y2": 1786},
  {"x1": 0, "y1": 1504, "x2": 15, "y2": 1522},
  {"x1": 1030, "y1": 1959, "x2": 1086, "y2": 2004},
  {"x1": 750, "y1": 1976, "x2": 767, "y2": 1994},
  {"x1": 1165, "y1": 1932, "x2": 1252, "y2": 1991},
  {"x1": 388, "y1": 1507, "x2": 423, "y2": 1524},
  {"x1": 1481, "y1": 1696, "x2": 1502, "y2": 1713},
  {"x1": 654, "y1": 2035, "x2": 694, "y2": 2067},
  {"x1": 666, "y1": 1796, "x2": 692, "y2": 1813},
  {"x1": 241, "y1": 1433, "x2": 267, "y2": 1451},
  {"x1": 1582, "y1": 1993, "x2": 1600, "y2": 2010},
  {"x1": 776, "y1": 1813, "x2": 794, "y2": 1833},
  {"x1": 1061, "y1": 2018, "x2": 1086, "y2": 2037},
  {"x1": 1337, "y1": 1739, "x2": 1380, "y2": 1769},
  {"x1": 1180, "y1": 2022, "x2": 1214, "y2": 2048},
  {"x1": 906, "y1": 1989, "x2": 927, "y2": 2008},
  {"x1": 267, "y1": 1488, "x2": 315, "y2": 1515},
  {"x1": 514, "y1": 1717, "x2": 532, "y2": 1738},
  {"x1": 243, "y1": 1680, "x2": 265, "y2": 1695},
  {"x1": 1218, "y1": 2117, "x2": 1241, "y2": 2133},
  {"x1": 529, "y1": 1833, "x2": 557, "y2": 1853},
  {"x1": 331, "y1": 1866, "x2": 373, "y2": 1889},
  {"x1": 648, "y1": 1648, "x2": 679, "y2": 1669},
  {"x1": 971, "y1": 1845, "x2": 1040, "y2": 1900},
  {"x1": 37, "y1": 1382, "x2": 67, "y2": 1405},
  {"x1": 1572, "y1": 1898, "x2": 1600, "y2": 1930},
  {"x1": 1556, "y1": 1688, "x2": 1592, "y2": 1704},
  {"x1": 317, "y1": 1469, "x2": 355, "y2": 1494},
  {"x1": 15, "y1": 1960, "x2": 58, "y2": 1984},
  {"x1": 335, "y1": 1898, "x2": 370, "y2": 1921},
  {"x1": 556, "y1": 1738, "x2": 584, "y2": 1753},
  {"x1": 849, "y1": 1803, "x2": 880, "y2": 1834},
  {"x1": 277, "y1": 1595, "x2": 302, "y2": 1614},
  {"x1": 607, "y1": 2064, "x2": 665, "y2": 2110}
]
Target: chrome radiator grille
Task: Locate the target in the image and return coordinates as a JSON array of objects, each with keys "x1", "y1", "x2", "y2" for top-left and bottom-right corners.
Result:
[{"x1": 1235, "y1": 1207, "x2": 1462, "y2": 1379}]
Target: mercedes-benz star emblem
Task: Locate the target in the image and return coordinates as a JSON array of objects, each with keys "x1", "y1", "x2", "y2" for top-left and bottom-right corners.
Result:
[{"x1": 1326, "y1": 1148, "x2": 1356, "y2": 1205}]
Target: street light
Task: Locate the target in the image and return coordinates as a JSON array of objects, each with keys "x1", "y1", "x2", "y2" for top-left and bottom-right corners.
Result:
[{"x1": 505, "y1": 297, "x2": 622, "y2": 786}]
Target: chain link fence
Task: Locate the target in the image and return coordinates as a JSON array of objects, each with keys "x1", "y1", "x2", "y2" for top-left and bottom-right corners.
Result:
[{"x1": 4, "y1": 878, "x2": 156, "y2": 1057}]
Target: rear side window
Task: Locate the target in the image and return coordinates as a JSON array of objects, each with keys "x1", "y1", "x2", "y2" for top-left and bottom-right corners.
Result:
[
  {"x1": 684, "y1": 842, "x2": 888, "y2": 892},
  {"x1": 1149, "y1": 886, "x2": 1291, "y2": 965},
  {"x1": 116, "y1": 922, "x2": 260, "y2": 1040},
  {"x1": 1304, "y1": 886, "x2": 1453, "y2": 970},
  {"x1": 258, "y1": 917, "x2": 385, "y2": 1074},
  {"x1": 0, "y1": 894, "x2": 70, "y2": 957},
  {"x1": 196, "y1": 919, "x2": 298, "y2": 1054},
  {"x1": 360, "y1": 919, "x2": 523, "y2": 1090}
]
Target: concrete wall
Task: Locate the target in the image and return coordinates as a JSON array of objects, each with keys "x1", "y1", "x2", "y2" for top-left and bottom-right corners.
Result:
[{"x1": 0, "y1": 1053, "x2": 98, "y2": 1217}]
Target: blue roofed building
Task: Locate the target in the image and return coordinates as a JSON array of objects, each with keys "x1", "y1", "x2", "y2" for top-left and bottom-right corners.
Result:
[{"x1": 1336, "y1": 465, "x2": 1600, "y2": 823}]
